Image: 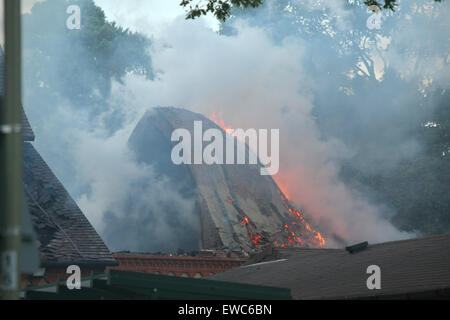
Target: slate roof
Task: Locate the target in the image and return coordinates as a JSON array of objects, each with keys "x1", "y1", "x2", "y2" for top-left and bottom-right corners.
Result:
[
  {"x1": 1, "y1": 46, "x2": 115, "y2": 267},
  {"x1": 209, "y1": 234, "x2": 450, "y2": 299},
  {"x1": 23, "y1": 142, "x2": 117, "y2": 267}
]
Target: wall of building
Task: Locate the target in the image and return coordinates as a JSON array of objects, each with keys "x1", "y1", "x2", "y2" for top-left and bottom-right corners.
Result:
[
  {"x1": 21, "y1": 266, "x2": 106, "y2": 288},
  {"x1": 106, "y1": 254, "x2": 246, "y2": 278}
]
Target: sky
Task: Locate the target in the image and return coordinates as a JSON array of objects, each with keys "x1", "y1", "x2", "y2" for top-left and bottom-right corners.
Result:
[
  {"x1": 1, "y1": 1, "x2": 218, "y2": 44},
  {"x1": 0, "y1": 0, "x2": 44, "y2": 44},
  {"x1": 93, "y1": 0, "x2": 220, "y2": 35}
]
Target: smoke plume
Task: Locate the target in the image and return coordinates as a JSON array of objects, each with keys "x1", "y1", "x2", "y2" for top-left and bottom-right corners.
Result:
[{"x1": 20, "y1": 0, "x2": 449, "y2": 250}]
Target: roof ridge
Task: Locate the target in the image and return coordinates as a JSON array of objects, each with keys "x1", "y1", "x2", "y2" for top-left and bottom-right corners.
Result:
[
  {"x1": 21, "y1": 106, "x2": 35, "y2": 142},
  {"x1": 368, "y1": 233, "x2": 450, "y2": 248}
]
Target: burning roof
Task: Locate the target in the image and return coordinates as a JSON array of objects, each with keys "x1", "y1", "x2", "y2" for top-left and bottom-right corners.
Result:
[{"x1": 128, "y1": 107, "x2": 324, "y2": 254}]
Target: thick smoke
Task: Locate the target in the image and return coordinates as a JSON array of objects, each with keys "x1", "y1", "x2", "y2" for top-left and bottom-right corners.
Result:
[
  {"x1": 19, "y1": 0, "x2": 199, "y2": 253},
  {"x1": 93, "y1": 12, "x2": 415, "y2": 245},
  {"x1": 21, "y1": 0, "x2": 448, "y2": 250}
]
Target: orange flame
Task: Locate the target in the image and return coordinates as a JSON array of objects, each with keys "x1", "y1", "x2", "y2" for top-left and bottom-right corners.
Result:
[
  {"x1": 240, "y1": 216, "x2": 264, "y2": 247},
  {"x1": 210, "y1": 112, "x2": 234, "y2": 135},
  {"x1": 216, "y1": 112, "x2": 326, "y2": 248}
]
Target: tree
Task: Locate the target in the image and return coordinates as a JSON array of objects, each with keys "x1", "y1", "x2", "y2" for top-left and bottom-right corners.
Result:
[
  {"x1": 21, "y1": 0, "x2": 156, "y2": 206},
  {"x1": 180, "y1": 0, "x2": 442, "y2": 22},
  {"x1": 214, "y1": 0, "x2": 449, "y2": 236},
  {"x1": 23, "y1": 0, "x2": 153, "y2": 109},
  {"x1": 180, "y1": 0, "x2": 263, "y2": 21}
]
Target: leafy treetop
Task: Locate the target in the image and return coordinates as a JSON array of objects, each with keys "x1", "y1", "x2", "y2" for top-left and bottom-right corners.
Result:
[{"x1": 180, "y1": 0, "x2": 443, "y2": 21}]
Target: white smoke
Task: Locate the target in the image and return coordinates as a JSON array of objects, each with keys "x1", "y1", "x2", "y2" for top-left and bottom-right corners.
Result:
[
  {"x1": 93, "y1": 16, "x2": 413, "y2": 246},
  {"x1": 25, "y1": 0, "x2": 449, "y2": 250},
  {"x1": 74, "y1": 126, "x2": 198, "y2": 252}
]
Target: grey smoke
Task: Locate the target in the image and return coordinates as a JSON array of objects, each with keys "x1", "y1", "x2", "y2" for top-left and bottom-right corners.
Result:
[{"x1": 20, "y1": 0, "x2": 449, "y2": 250}]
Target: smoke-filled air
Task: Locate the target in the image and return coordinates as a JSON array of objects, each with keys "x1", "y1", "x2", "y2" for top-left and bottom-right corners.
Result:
[{"x1": 20, "y1": 0, "x2": 449, "y2": 252}]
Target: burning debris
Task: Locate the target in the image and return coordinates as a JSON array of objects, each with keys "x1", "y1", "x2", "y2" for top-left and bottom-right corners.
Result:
[
  {"x1": 228, "y1": 191, "x2": 325, "y2": 249},
  {"x1": 228, "y1": 198, "x2": 268, "y2": 247},
  {"x1": 128, "y1": 107, "x2": 325, "y2": 254},
  {"x1": 213, "y1": 114, "x2": 325, "y2": 249}
]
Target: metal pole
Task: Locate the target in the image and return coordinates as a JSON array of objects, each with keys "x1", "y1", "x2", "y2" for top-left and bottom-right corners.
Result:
[{"x1": 0, "y1": 0, "x2": 22, "y2": 300}]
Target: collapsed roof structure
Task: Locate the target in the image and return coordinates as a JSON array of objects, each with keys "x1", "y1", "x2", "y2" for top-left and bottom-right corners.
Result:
[{"x1": 128, "y1": 107, "x2": 325, "y2": 254}]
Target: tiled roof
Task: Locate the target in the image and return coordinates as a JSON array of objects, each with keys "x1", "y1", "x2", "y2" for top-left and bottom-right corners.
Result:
[
  {"x1": 1, "y1": 46, "x2": 115, "y2": 267},
  {"x1": 209, "y1": 234, "x2": 450, "y2": 299},
  {"x1": 23, "y1": 141, "x2": 117, "y2": 267}
]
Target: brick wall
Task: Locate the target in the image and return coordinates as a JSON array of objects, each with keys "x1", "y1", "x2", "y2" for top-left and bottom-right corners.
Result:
[{"x1": 106, "y1": 254, "x2": 246, "y2": 278}]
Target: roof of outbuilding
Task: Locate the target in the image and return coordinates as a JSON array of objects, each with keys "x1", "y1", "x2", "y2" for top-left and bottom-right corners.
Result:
[{"x1": 208, "y1": 234, "x2": 450, "y2": 299}]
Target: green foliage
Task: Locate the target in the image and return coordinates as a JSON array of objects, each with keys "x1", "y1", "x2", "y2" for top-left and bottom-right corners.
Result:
[
  {"x1": 364, "y1": 0, "x2": 441, "y2": 11},
  {"x1": 221, "y1": 0, "x2": 449, "y2": 236},
  {"x1": 417, "y1": 92, "x2": 450, "y2": 159},
  {"x1": 341, "y1": 91, "x2": 450, "y2": 235},
  {"x1": 364, "y1": 0, "x2": 398, "y2": 11},
  {"x1": 180, "y1": 0, "x2": 263, "y2": 21},
  {"x1": 23, "y1": 0, "x2": 153, "y2": 106},
  {"x1": 181, "y1": 0, "x2": 443, "y2": 21}
]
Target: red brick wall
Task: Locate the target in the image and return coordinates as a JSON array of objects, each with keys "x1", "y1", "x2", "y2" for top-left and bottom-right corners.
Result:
[
  {"x1": 106, "y1": 254, "x2": 246, "y2": 278},
  {"x1": 20, "y1": 254, "x2": 246, "y2": 288}
]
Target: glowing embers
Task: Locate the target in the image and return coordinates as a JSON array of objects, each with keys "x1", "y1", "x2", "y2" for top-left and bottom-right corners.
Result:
[
  {"x1": 213, "y1": 114, "x2": 325, "y2": 249},
  {"x1": 276, "y1": 189, "x2": 326, "y2": 248},
  {"x1": 240, "y1": 215, "x2": 265, "y2": 247},
  {"x1": 228, "y1": 197, "x2": 267, "y2": 248},
  {"x1": 272, "y1": 208, "x2": 325, "y2": 248},
  {"x1": 228, "y1": 192, "x2": 325, "y2": 249}
]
